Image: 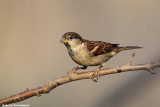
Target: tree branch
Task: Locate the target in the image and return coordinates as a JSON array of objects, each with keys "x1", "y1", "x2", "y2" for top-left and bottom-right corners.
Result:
[{"x1": 0, "y1": 61, "x2": 160, "y2": 106}]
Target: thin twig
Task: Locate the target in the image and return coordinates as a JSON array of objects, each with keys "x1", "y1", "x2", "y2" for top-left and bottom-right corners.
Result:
[
  {"x1": 128, "y1": 53, "x2": 135, "y2": 65},
  {"x1": 0, "y1": 61, "x2": 160, "y2": 106}
]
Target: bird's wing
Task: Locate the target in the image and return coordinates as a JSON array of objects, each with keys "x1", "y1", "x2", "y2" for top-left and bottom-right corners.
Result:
[{"x1": 83, "y1": 40, "x2": 119, "y2": 56}]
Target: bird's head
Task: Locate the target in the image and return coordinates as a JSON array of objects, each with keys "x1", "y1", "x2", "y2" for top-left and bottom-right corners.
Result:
[{"x1": 60, "y1": 32, "x2": 83, "y2": 48}]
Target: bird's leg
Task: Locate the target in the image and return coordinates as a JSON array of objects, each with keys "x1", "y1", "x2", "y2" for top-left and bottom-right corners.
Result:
[
  {"x1": 67, "y1": 66, "x2": 87, "y2": 75},
  {"x1": 91, "y1": 65, "x2": 103, "y2": 82}
]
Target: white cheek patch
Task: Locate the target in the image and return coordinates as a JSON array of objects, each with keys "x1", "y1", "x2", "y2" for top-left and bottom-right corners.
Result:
[
  {"x1": 72, "y1": 42, "x2": 86, "y2": 52},
  {"x1": 69, "y1": 39, "x2": 80, "y2": 48}
]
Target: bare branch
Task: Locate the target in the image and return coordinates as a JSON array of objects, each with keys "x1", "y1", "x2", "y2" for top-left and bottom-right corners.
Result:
[
  {"x1": 128, "y1": 53, "x2": 135, "y2": 65},
  {"x1": 0, "y1": 61, "x2": 160, "y2": 106}
]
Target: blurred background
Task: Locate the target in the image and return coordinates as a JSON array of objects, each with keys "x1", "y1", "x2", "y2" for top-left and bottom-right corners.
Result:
[{"x1": 0, "y1": 0, "x2": 160, "y2": 107}]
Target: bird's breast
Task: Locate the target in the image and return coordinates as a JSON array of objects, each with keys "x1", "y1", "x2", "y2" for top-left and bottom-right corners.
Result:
[{"x1": 67, "y1": 44, "x2": 111, "y2": 66}]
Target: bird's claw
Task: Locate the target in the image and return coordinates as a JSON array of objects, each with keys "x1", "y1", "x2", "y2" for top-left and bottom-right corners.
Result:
[
  {"x1": 91, "y1": 77, "x2": 98, "y2": 82},
  {"x1": 91, "y1": 67, "x2": 101, "y2": 82}
]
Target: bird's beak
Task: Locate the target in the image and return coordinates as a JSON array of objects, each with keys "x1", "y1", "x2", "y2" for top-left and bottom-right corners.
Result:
[{"x1": 60, "y1": 37, "x2": 69, "y2": 43}]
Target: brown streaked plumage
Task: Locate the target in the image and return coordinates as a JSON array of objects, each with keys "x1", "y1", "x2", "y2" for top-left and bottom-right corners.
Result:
[
  {"x1": 60, "y1": 32, "x2": 142, "y2": 82},
  {"x1": 84, "y1": 40, "x2": 119, "y2": 56}
]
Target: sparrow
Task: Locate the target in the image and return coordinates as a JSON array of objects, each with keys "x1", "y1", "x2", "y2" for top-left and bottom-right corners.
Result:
[{"x1": 60, "y1": 32, "x2": 142, "y2": 81}]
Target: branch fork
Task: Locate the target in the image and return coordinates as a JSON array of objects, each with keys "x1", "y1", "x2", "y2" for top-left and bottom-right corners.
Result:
[{"x1": 0, "y1": 54, "x2": 160, "y2": 106}]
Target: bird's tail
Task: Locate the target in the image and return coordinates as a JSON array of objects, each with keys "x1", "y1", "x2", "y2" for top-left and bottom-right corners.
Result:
[{"x1": 116, "y1": 46, "x2": 142, "y2": 52}]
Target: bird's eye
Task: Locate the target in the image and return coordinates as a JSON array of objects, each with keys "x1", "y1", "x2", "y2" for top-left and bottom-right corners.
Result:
[{"x1": 69, "y1": 36, "x2": 73, "y2": 39}]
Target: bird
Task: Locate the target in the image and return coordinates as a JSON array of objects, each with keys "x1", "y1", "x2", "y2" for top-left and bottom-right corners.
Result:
[{"x1": 60, "y1": 32, "x2": 142, "y2": 82}]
